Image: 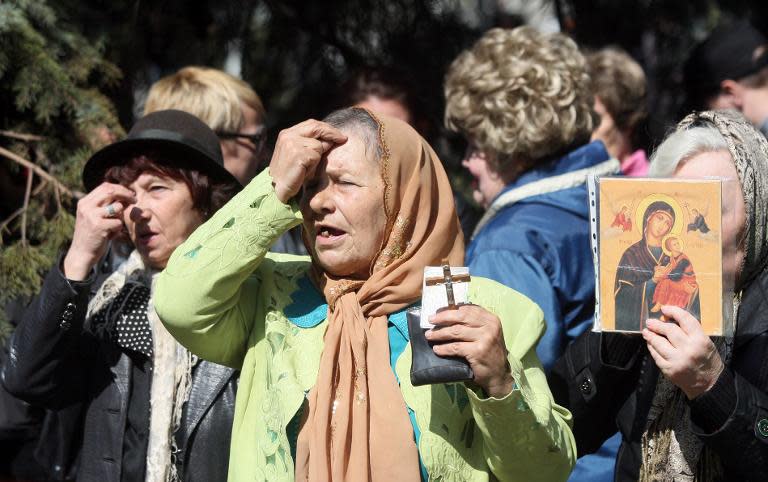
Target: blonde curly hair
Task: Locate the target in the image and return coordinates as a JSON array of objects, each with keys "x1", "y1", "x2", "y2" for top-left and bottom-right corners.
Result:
[{"x1": 445, "y1": 27, "x2": 597, "y2": 174}]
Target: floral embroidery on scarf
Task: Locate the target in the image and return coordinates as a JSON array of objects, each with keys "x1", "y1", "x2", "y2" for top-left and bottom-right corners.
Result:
[
  {"x1": 326, "y1": 279, "x2": 362, "y2": 311},
  {"x1": 366, "y1": 109, "x2": 394, "y2": 224},
  {"x1": 374, "y1": 216, "x2": 411, "y2": 272}
]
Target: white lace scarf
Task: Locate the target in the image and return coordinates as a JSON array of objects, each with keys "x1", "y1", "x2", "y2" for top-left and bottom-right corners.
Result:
[{"x1": 86, "y1": 250, "x2": 194, "y2": 482}]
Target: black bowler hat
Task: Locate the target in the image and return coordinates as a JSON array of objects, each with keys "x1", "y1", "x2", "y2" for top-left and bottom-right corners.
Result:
[{"x1": 82, "y1": 109, "x2": 240, "y2": 191}]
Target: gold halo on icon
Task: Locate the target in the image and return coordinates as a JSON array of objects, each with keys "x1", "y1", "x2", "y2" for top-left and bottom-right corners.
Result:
[
  {"x1": 634, "y1": 193, "x2": 684, "y2": 236},
  {"x1": 661, "y1": 233, "x2": 684, "y2": 257}
]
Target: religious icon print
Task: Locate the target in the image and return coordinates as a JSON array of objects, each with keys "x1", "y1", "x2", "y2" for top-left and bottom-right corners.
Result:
[{"x1": 597, "y1": 178, "x2": 724, "y2": 334}]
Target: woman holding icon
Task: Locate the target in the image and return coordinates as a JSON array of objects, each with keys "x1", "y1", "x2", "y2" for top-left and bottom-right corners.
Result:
[{"x1": 550, "y1": 110, "x2": 768, "y2": 482}]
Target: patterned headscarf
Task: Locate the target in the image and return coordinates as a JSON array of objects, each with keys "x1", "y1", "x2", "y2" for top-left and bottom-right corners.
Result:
[
  {"x1": 294, "y1": 110, "x2": 465, "y2": 481},
  {"x1": 676, "y1": 109, "x2": 768, "y2": 289},
  {"x1": 641, "y1": 109, "x2": 768, "y2": 481}
]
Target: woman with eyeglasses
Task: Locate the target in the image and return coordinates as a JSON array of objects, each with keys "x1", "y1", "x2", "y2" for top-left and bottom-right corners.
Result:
[
  {"x1": 144, "y1": 66, "x2": 308, "y2": 257},
  {"x1": 144, "y1": 66, "x2": 268, "y2": 186}
]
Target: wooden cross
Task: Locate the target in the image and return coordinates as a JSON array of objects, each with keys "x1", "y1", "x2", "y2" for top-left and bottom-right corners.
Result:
[{"x1": 425, "y1": 259, "x2": 471, "y2": 308}]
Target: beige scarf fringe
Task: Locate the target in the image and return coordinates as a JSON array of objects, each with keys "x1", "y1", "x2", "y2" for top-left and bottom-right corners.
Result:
[{"x1": 638, "y1": 299, "x2": 737, "y2": 482}]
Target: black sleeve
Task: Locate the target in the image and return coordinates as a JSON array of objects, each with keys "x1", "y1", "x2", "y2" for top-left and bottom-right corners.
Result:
[
  {"x1": 1, "y1": 261, "x2": 96, "y2": 408},
  {"x1": 688, "y1": 330, "x2": 768, "y2": 481},
  {"x1": 548, "y1": 330, "x2": 644, "y2": 456}
]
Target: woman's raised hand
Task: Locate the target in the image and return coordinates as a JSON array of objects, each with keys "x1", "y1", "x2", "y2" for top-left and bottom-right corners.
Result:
[
  {"x1": 269, "y1": 120, "x2": 347, "y2": 204},
  {"x1": 642, "y1": 305, "x2": 724, "y2": 399},
  {"x1": 425, "y1": 304, "x2": 514, "y2": 398},
  {"x1": 62, "y1": 183, "x2": 135, "y2": 280}
]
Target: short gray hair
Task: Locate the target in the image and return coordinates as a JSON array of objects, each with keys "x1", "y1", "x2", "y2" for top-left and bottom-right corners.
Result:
[
  {"x1": 648, "y1": 126, "x2": 729, "y2": 176},
  {"x1": 323, "y1": 107, "x2": 383, "y2": 164}
]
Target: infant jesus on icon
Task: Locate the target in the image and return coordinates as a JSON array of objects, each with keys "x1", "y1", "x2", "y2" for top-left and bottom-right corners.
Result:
[{"x1": 651, "y1": 235, "x2": 699, "y2": 314}]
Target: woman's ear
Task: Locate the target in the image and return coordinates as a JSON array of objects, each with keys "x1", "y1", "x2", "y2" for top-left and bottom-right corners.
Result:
[{"x1": 716, "y1": 79, "x2": 746, "y2": 110}]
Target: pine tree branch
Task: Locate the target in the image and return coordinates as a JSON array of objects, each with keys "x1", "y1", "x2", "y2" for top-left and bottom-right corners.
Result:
[
  {"x1": 0, "y1": 207, "x2": 25, "y2": 238},
  {"x1": 54, "y1": 180, "x2": 62, "y2": 211},
  {"x1": 20, "y1": 170, "x2": 34, "y2": 243},
  {"x1": 0, "y1": 180, "x2": 49, "y2": 237},
  {"x1": 0, "y1": 130, "x2": 45, "y2": 142},
  {"x1": 0, "y1": 145, "x2": 83, "y2": 199}
]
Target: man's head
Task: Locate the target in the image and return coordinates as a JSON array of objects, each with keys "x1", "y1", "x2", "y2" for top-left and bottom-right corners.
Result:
[
  {"x1": 340, "y1": 66, "x2": 430, "y2": 137},
  {"x1": 684, "y1": 21, "x2": 768, "y2": 130},
  {"x1": 144, "y1": 66, "x2": 267, "y2": 184},
  {"x1": 445, "y1": 26, "x2": 597, "y2": 206}
]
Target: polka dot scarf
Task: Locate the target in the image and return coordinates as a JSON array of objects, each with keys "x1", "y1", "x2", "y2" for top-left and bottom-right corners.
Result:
[{"x1": 90, "y1": 283, "x2": 154, "y2": 357}]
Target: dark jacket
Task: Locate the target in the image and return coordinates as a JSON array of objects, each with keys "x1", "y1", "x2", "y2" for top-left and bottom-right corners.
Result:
[
  {"x1": 0, "y1": 297, "x2": 48, "y2": 480},
  {"x1": 549, "y1": 270, "x2": 768, "y2": 482},
  {"x1": 1, "y1": 263, "x2": 237, "y2": 482}
]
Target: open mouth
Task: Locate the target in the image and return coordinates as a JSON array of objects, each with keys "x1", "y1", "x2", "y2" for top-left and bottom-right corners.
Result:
[
  {"x1": 315, "y1": 224, "x2": 346, "y2": 244},
  {"x1": 137, "y1": 231, "x2": 158, "y2": 245}
]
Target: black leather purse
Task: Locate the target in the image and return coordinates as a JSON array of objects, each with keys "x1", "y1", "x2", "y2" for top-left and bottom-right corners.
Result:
[{"x1": 406, "y1": 308, "x2": 473, "y2": 386}]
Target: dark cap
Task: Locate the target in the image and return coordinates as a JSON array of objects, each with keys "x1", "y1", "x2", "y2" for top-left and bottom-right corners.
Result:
[
  {"x1": 82, "y1": 109, "x2": 240, "y2": 191},
  {"x1": 684, "y1": 20, "x2": 768, "y2": 108}
]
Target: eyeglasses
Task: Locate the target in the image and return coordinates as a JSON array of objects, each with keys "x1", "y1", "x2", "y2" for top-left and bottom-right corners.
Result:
[{"x1": 216, "y1": 129, "x2": 266, "y2": 146}]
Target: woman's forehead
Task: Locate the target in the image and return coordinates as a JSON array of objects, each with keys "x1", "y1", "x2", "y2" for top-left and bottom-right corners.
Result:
[
  {"x1": 135, "y1": 171, "x2": 164, "y2": 182},
  {"x1": 324, "y1": 132, "x2": 375, "y2": 173},
  {"x1": 675, "y1": 149, "x2": 735, "y2": 178},
  {"x1": 132, "y1": 171, "x2": 179, "y2": 185}
]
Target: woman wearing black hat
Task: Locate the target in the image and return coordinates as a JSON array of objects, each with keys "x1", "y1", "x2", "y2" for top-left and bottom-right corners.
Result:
[{"x1": 1, "y1": 110, "x2": 241, "y2": 482}]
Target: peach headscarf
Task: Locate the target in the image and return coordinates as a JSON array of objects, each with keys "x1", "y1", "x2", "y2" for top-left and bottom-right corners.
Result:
[{"x1": 294, "y1": 110, "x2": 464, "y2": 481}]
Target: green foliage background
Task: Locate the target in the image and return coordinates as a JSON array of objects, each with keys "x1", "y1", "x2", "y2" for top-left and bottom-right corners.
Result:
[{"x1": 0, "y1": 0, "x2": 122, "y2": 341}]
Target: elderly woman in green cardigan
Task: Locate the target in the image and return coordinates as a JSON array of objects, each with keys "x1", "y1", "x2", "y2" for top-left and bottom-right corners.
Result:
[{"x1": 155, "y1": 108, "x2": 576, "y2": 482}]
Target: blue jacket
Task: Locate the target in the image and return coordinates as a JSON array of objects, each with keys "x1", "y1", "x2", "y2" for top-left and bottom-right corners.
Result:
[{"x1": 466, "y1": 141, "x2": 613, "y2": 372}]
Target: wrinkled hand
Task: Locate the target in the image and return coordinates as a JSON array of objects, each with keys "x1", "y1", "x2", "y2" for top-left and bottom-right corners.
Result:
[
  {"x1": 63, "y1": 183, "x2": 135, "y2": 280},
  {"x1": 268, "y1": 119, "x2": 347, "y2": 203},
  {"x1": 642, "y1": 305, "x2": 724, "y2": 399},
  {"x1": 425, "y1": 304, "x2": 513, "y2": 398}
]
